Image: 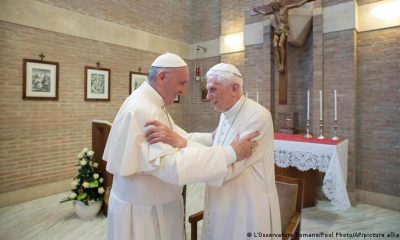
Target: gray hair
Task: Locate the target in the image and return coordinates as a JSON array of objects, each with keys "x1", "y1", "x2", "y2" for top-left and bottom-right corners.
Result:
[
  {"x1": 206, "y1": 70, "x2": 244, "y2": 92},
  {"x1": 147, "y1": 66, "x2": 168, "y2": 82}
]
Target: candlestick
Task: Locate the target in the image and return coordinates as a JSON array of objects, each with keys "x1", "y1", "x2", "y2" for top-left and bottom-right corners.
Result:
[
  {"x1": 334, "y1": 90, "x2": 337, "y2": 121},
  {"x1": 332, "y1": 120, "x2": 339, "y2": 140},
  {"x1": 317, "y1": 119, "x2": 325, "y2": 139},
  {"x1": 304, "y1": 118, "x2": 312, "y2": 138},
  {"x1": 256, "y1": 92, "x2": 259, "y2": 103},
  {"x1": 307, "y1": 90, "x2": 310, "y2": 120},
  {"x1": 319, "y1": 90, "x2": 323, "y2": 121}
]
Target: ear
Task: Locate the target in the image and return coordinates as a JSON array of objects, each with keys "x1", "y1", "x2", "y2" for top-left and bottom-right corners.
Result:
[
  {"x1": 231, "y1": 83, "x2": 240, "y2": 96},
  {"x1": 156, "y1": 71, "x2": 167, "y2": 85}
]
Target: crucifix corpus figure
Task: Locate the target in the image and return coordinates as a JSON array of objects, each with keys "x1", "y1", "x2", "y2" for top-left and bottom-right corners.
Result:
[{"x1": 253, "y1": 0, "x2": 312, "y2": 73}]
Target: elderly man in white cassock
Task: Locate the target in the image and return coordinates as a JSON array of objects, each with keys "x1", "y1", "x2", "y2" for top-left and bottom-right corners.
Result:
[
  {"x1": 146, "y1": 63, "x2": 282, "y2": 240},
  {"x1": 103, "y1": 53, "x2": 258, "y2": 240}
]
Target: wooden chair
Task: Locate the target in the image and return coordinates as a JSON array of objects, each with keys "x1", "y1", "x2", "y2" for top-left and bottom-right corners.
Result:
[
  {"x1": 275, "y1": 175, "x2": 304, "y2": 240},
  {"x1": 92, "y1": 120, "x2": 113, "y2": 216},
  {"x1": 188, "y1": 175, "x2": 304, "y2": 240}
]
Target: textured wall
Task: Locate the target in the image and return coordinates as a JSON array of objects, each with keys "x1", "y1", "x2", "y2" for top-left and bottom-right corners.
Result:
[
  {"x1": 324, "y1": 29, "x2": 358, "y2": 193},
  {"x1": 357, "y1": 27, "x2": 400, "y2": 197},
  {"x1": 190, "y1": 0, "x2": 220, "y2": 43},
  {"x1": 36, "y1": 0, "x2": 191, "y2": 43}
]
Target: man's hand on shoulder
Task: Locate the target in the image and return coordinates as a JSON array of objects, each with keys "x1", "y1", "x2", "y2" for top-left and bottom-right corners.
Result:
[
  {"x1": 144, "y1": 120, "x2": 187, "y2": 148},
  {"x1": 230, "y1": 131, "x2": 259, "y2": 161}
]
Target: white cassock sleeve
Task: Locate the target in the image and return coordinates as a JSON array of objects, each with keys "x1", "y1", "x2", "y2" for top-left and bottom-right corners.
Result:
[
  {"x1": 172, "y1": 122, "x2": 214, "y2": 147},
  {"x1": 151, "y1": 144, "x2": 228, "y2": 187},
  {"x1": 223, "y1": 110, "x2": 274, "y2": 181}
]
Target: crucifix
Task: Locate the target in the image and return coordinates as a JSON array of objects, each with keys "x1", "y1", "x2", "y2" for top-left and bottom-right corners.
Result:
[{"x1": 252, "y1": 0, "x2": 313, "y2": 105}]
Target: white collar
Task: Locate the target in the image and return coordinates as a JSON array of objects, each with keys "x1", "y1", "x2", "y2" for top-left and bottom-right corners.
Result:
[
  {"x1": 140, "y1": 81, "x2": 165, "y2": 108},
  {"x1": 223, "y1": 95, "x2": 246, "y2": 121}
]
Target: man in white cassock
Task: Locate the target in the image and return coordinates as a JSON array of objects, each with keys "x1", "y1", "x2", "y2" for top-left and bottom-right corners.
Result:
[
  {"x1": 103, "y1": 53, "x2": 258, "y2": 240},
  {"x1": 146, "y1": 63, "x2": 282, "y2": 240}
]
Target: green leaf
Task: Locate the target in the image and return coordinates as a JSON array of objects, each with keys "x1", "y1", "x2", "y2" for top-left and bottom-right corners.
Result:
[
  {"x1": 89, "y1": 181, "x2": 98, "y2": 188},
  {"x1": 77, "y1": 192, "x2": 87, "y2": 201}
]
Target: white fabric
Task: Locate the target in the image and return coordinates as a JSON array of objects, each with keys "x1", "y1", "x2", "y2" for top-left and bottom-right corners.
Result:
[
  {"x1": 207, "y1": 63, "x2": 242, "y2": 77},
  {"x1": 107, "y1": 190, "x2": 184, "y2": 240},
  {"x1": 274, "y1": 139, "x2": 351, "y2": 210},
  {"x1": 151, "y1": 52, "x2": 187, "y2": 67},
  {"x1": 103, "y1": 81, "x2": 231, "y2": 240},
  {"x1": 199, "y1": 96, "x2": 282, "y2": 240}
]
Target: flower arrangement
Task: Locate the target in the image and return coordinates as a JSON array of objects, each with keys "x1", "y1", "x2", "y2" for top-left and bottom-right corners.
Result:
[{"x1": 61, "y1": 148, "x2": 105, "y2": 205}]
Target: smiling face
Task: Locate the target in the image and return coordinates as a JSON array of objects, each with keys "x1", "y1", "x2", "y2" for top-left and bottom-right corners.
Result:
[{"x1": 206, "y1": 77, "x2": 241, "y2": 112}]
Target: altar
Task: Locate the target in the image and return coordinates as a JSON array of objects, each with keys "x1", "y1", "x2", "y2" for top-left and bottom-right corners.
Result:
[{"x1": 273, "y1": 133, "x2": 351, "y2": 210}]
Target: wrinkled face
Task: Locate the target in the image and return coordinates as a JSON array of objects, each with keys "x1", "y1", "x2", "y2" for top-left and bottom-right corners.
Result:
[
  {"x1": 159, "y1": 67, "x2": 189, "y2": 105},
  {"x1": 206, "y1": 77, "x2": 238, "y2": 112}
]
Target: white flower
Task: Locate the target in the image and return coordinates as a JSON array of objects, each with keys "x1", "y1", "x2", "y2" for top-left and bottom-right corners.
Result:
[
  {"x1": 93, "y1": 173, "x2": 99, "y2": 179},
  {"x1": 80, "y1": 159, "x2": 87, "y2": 166},
  {"x1": 89, "y1": 161, "x2": 93, "y2": 166},
  {"x1": 82, "y1": 182, "x2": 90, "y2": 188},
  {"x1": 99, "y1": 178, "x2": 103, "y2": 183},
  {"x1": 93, "y1": 162, "x2": 99, "y2": 168},
  {"x1": 77, "y1": 152, "x2": 83, "y2": 159},
  {"x1": 87, "y1": 150, "x2": 94, "y2": 157},
  {"x1": 83, "y1": 147, "x2": 89, "y2": 153},
  {"x1": 70, "y1": 180, "x2": 78, "y2": 188},
  {"x1": 98, "y1": 187, "x2": 105, "y2": 194},
  {"x1": 69, "y1": 192, "x2": 77, "y2": 199}
]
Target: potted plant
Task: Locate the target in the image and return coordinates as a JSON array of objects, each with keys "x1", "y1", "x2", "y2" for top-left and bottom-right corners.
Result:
[{"x1": 61, "y1": 147, "x2": 105, "y2": 220}]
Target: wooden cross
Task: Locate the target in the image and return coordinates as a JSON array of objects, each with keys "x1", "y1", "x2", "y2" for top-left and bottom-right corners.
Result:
[
  {"x1": 96, "y1": 61, "x2": 101, "y2": 69},
  {"x1": 252, "y1": 0, "x2": 313, "y2": 105},
  {"x1": 39, "y1": 53, "x2": 45, "y2": 61}
]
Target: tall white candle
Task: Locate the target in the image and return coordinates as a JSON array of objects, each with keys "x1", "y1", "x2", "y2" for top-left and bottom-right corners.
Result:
[
  {"x1": 245, "y1": 91, "x2": 248, "y2": 98},
  {"x1": 256, "y1": 92, "x2": 259, "y2": 103},
  {"x1": 319, "y1": 90, "x2": 323, "y2": 120},
  {"x1": 334, "y1": 90, "x2": 337, "y2": 121},
  {"x1": 307, "y1": 90, "x2": 310, "y2": 120}
]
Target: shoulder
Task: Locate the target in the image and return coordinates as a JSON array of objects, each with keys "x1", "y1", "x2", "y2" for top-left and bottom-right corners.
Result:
[
  {"x1": 116, "y1": 92, "x2": 159, "y2": 122},
  {"x1": 243, "y1": 98, "x2": 271, "y2": 119}
]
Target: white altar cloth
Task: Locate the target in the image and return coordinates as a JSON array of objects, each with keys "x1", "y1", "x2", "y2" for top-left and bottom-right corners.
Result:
[{"x1": 274, "y1": 137, "x2": 351, "y2": 210}]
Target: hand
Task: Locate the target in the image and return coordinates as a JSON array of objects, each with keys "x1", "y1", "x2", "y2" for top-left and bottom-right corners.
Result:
[
  {"x1": 230, "y1": 131, "x2": 259, "y2": 161},
  {"x1": 144, "y1": 120, "x2": 187, "y2": 148}
]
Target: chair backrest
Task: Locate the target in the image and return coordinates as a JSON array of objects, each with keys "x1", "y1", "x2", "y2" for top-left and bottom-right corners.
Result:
[
  {"x1": 275, "y1": 175, "x2": 303, "y2": 231},
  {"x1": 92, "y1": 120, "x2": 113, "y2": 215}
]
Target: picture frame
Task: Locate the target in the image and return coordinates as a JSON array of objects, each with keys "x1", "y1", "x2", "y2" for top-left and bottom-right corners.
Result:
[
  {"x1": 174, "y1": 95, "x2": 180, "y2": 103},
  {"x1": 23, "y1": 59, "x2": 59, "y2": 100},
  {"x1": 129, "y1": 71, "x2": 148, "y2": 94},
  {"x1": 85, "y1": 66, "x2": 111, "y2": 101},
  {"x1": 201, "y1": 80, "x2": 208, "y2": 102}
]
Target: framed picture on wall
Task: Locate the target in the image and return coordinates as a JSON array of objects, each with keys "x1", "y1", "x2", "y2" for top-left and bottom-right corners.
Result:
[
  {"x1": 85, "y1": 66, "x2": 111, "y2": 101},
  {"x1": 174, "y1": 95, "x2": 180, "y2": 103},
  {"x1": 129, "y1": 71, "x2": 147, "y2": 94},
  {"x1": 23, "y1": 59, "x2": 59, "y2": 100}
]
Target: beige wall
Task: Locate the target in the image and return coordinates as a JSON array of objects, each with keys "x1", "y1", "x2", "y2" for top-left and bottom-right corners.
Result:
[{"x1": 357, "y1": 27, "x2": 400, "y2": 197}]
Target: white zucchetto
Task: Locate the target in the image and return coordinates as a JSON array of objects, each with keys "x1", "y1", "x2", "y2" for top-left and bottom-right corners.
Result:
[
  {"x1": 151, "y1": 52, "x2": 187, "y2": 68},
  {"x1": 207, "y1": 63, "x2": 242, "y2": 77}
]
